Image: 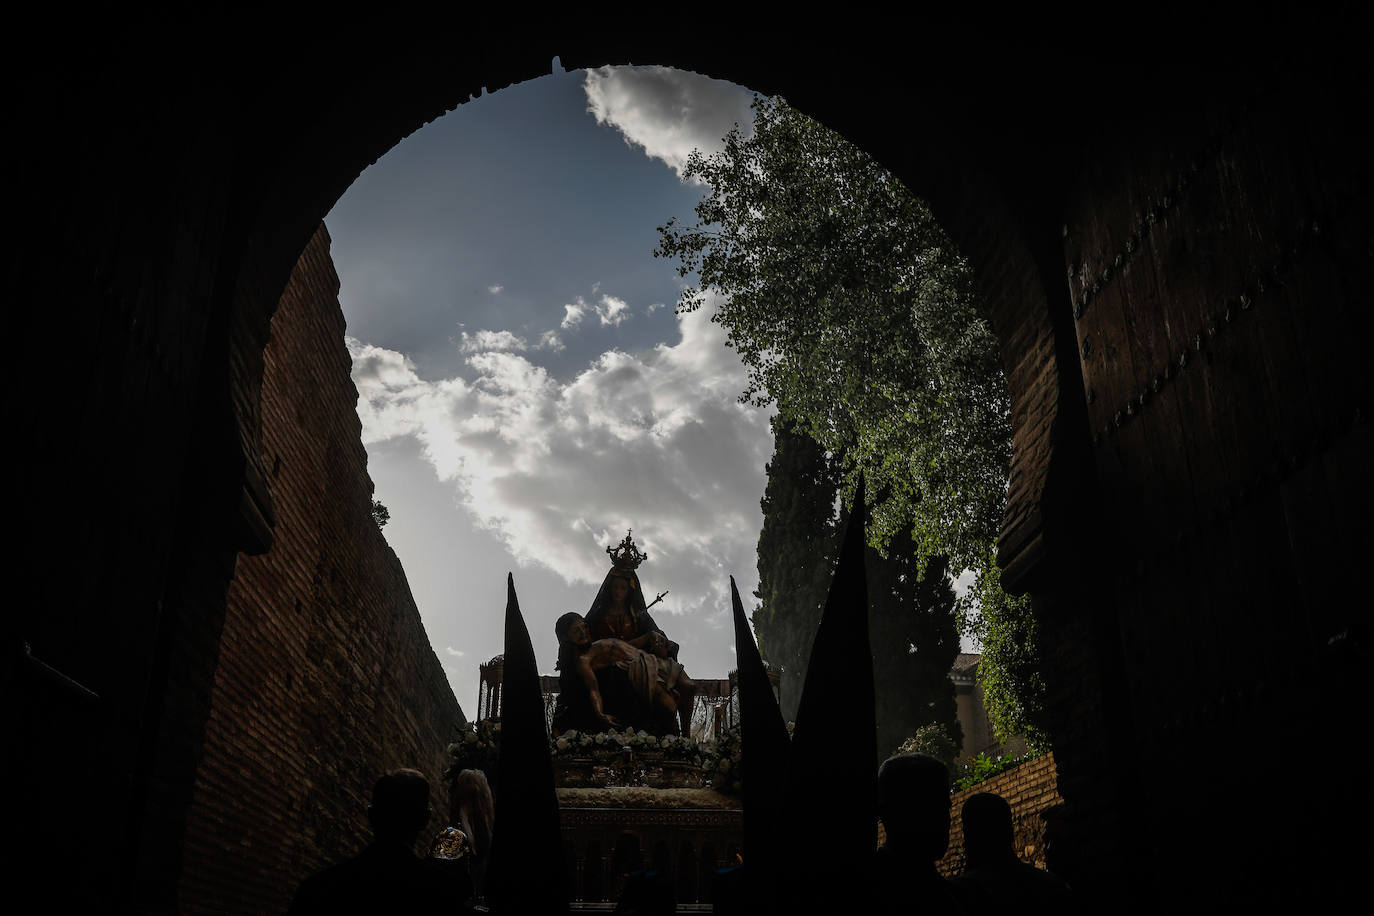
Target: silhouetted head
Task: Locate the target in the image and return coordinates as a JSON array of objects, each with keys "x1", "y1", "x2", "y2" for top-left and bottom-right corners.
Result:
[
  {"x1": 961, "y1": 792, "x2": 1015, "y2": 868},
  {"x1": 367, "y1": 768, "x2": 432, "y2": 846},
  {"x1": 556, "y1": 612, "x2": 590, "y2": 648},
  {"x1": 877, "y1": 753, "x2": 950, "y2": 860}
]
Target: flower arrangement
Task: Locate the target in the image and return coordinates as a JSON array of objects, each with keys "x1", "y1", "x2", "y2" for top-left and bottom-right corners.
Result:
[
  {"x1": 700, "y1": 724, "x2": 743, "y2": 795},
  {"x1": 549, "y1": 728, "x2": 705, "y2": 765},
  {"x1": 446, "y1": 721, "x2": 719, "y2": 791},
  {"x1": 444, "y1": 719, "x2": 501, "y2": 783}
]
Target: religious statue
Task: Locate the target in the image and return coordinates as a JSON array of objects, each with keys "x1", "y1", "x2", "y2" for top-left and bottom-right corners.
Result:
[
  {"x1": 585, "y1": 531, "x2": 678, "y2": 659},
  {"x1": 551, "y1": 531, "x2": 696, "y2": 737},
  {"x1": 551, "y1": 612, "x2": 697, "y2": 738}
]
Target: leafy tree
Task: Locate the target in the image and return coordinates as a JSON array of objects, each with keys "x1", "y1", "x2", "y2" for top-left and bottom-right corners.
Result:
[
  {"x1": 752, "y1": 415, "x2": 840, "y2": 724},
  {"x1": 371, "y1": 499, "x2": 390, "y2": 529},
  {"x1": 657, "y1": 96, "x2": 1043, "y2": 742}
]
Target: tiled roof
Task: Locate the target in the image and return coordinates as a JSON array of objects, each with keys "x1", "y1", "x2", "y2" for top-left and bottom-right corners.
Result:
[{"x1": 952, "y1": 652, "x2": 982, "y2": 675}]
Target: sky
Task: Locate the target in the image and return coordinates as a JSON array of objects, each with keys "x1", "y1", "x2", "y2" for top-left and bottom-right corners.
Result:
[
  {"x1": 327, "y1": 61, "x2": 978, "y2": 721},
  {"x1": 326, "y1": 62, "x2": 770, "y2": 720}
]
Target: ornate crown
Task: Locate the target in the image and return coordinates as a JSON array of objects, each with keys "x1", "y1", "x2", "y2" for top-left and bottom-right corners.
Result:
[{"x1": 606, "y1": 530, "x2": 647, "y2": 570}]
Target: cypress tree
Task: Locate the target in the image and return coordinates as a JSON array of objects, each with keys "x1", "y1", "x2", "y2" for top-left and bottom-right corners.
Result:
[
  {"x1": 867, "y1": 532, "x2": 963, "y2": 760},
  {"x1": 754, "y1": 420, "x2": 962, "y2": 757},
  {"x1": 752, "y1": 417, "x2": 839, "y2": 724}
]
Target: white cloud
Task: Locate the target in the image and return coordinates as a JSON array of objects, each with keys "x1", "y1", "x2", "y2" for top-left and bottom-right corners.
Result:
[
  {"x1": 488, "y1": 284, "x2": 503, "y2": 294},
  {"x1": 561, "y1": 298, "x2": 588, "y2": 329},
  {"x1": 459, "y1": 329, "x2": 527, "y2": 353},
  {"x1": 445, "y1": 646, "x2": 466, "y2": 657},
  {"x1": 584, "y1": 66, "x2": 758, "y2": 181},
  {"x1": 537, "y1": 330, "x2": 565, "y2": 352},
  {"x1": 647, "y1": 302, "x2": 665, "y2": 315},
  {"x1": 560, "y1": 292, "x2": 634, "y2": 329},
  {"x1": 348, "y1": 293, "x2": 774, "y2": 622},
  {"x1": 596, "y1": 294, "x2": 630, "y2": 326}
]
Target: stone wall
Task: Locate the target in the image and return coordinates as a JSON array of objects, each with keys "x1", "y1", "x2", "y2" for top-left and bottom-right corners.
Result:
[{"x1": 177, "y1": 225, "x2": 466, "y2": 914}]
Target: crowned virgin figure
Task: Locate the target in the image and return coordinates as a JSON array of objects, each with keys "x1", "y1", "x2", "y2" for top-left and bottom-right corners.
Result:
[
  {"x1": 585, "y1": 531, "x2": 678, "y2": 661},
  {"x1": 550, "y1": 531, "x2": 693, "y2": 737}
]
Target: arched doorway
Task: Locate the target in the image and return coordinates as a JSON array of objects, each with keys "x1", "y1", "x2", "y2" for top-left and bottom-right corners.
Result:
[{"x1": 12, "y1": 13, "x2": 1369, "y2": 913}]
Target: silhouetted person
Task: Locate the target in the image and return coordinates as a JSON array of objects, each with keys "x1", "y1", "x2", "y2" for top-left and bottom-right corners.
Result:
[
  {"x1": 613, "y1": 869, "x2": 676, "y2": 915},
  {"x1": 872, "y1": 753, "x2": 966, "y2": 915},
  {"x1": 288, "y1": 768, "x2": 469, "y2": 915},
  {"x1": 445, "y1": 767, "x2": 494, "y2": 899},
  {"x1": 951, "y1": 792, "x2": 1074, "y2": 915}
]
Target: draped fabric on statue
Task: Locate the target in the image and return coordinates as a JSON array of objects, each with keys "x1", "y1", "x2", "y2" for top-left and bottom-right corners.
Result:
[
  {"x1": 585, "y1": 568, "x2": 678, "y2": 660},
  {"x1": 575, "y1": 565, "x2": 682, "y2": 736},
  {"x1": 730, "y1": 575, "x2": 791, "y2": 916},
  {"x1": 485, "y1": 574, "x2": 568, "y2": 914},
  {"x1": 783, "y1": 475, "x2": 877, "y2": 912}
]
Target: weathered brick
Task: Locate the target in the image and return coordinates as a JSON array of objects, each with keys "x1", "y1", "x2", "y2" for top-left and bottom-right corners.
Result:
[{"x1": 178, "y1": 225, "x2": 466, "y2": 915}]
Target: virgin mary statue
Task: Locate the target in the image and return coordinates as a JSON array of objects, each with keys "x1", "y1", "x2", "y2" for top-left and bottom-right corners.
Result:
[{"x1": 584, "y1": 531, "x2": 679, "y2": 661}]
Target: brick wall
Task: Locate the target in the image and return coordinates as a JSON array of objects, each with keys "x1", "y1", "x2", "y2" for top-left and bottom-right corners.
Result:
[
  {"x1": 177, "y1": 224, "x2": 467, "y2": 914},
  {"x1": 936, "y1": 753, "x2": 1061, "y2": 877},
  {"x1": 874, "y1": 754, "x2": 1061, "y2": 878}
]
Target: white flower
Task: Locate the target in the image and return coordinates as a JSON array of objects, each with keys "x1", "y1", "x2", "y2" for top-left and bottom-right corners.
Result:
[
  {"x1": 564, "y1": 730, "x2": 578, "y2": 741},
  {"x1": 660, "y1": 737, "x2": 672, "y2": 748}
]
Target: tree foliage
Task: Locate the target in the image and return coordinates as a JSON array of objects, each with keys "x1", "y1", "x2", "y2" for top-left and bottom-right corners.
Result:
[
  {"x1": 958, "y1": 552, "x2": 1048, "y2": 750},
  {"x1": 657, "y1": 96, "x2": 1044, "y2": 743},
  {"x1": 656, "y1": 95, "x2": 1010, "y2": 572}
]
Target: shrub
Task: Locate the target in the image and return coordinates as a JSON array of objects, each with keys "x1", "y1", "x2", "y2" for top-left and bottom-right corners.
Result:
[
  {"x1": 952, "y1": 750, "x2": 1043, "y2": 793},
  {"x1": 895, "y1": 723, "x2": 958, "y2": 771}
]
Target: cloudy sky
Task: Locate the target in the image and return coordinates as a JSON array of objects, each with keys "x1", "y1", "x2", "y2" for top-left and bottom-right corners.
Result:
[{"x1": 327, "y1": 62, "x2": 770, "y2": 719}]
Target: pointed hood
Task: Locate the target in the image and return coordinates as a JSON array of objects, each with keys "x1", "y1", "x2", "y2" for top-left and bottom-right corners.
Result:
[
  {"x1": 484, "y1": 573, "x2": 568, "y2": 914},
  {"x1": 731, "y1": 575, "x2": 790, "y2": 915},
  {"x1": 782, "y1": 474, "x2": 877, "y2": 909}
]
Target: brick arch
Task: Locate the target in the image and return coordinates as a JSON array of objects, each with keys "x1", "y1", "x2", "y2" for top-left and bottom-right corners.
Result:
[
  {"x1": 201, "y1": 42, "x2": 1091, "y2": 913},
  {"x1": 220, "y1": 41, "x2": 1070, "y2": 588}
]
